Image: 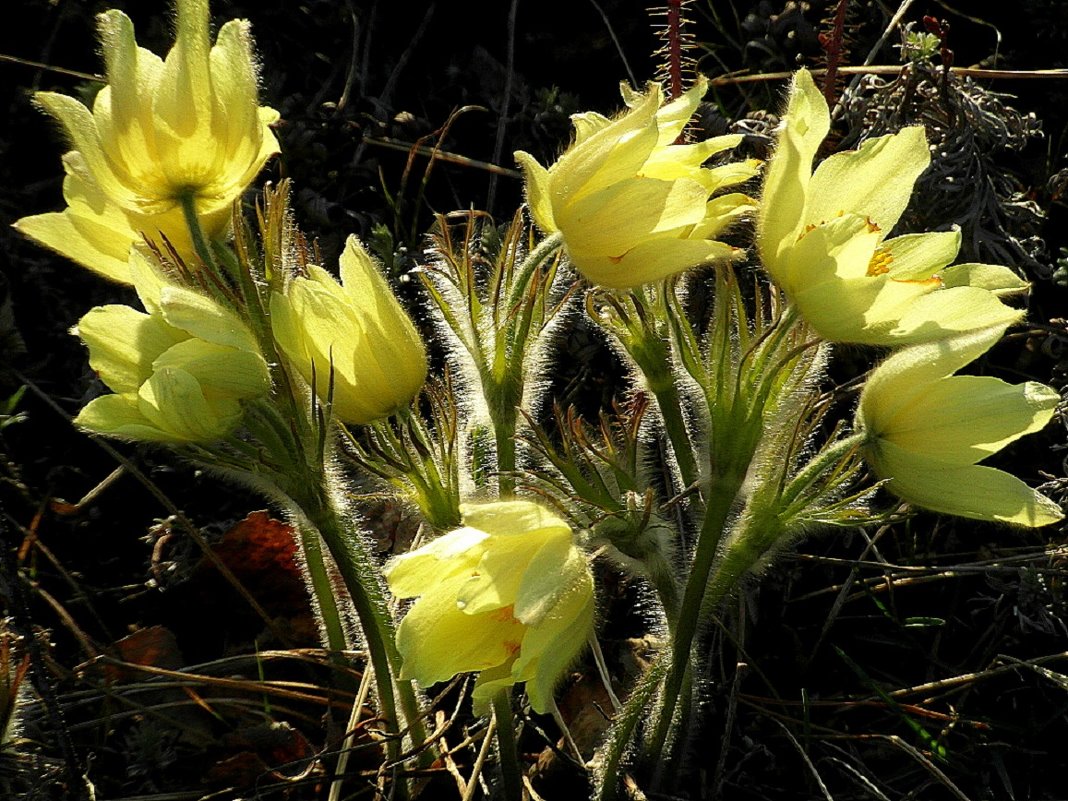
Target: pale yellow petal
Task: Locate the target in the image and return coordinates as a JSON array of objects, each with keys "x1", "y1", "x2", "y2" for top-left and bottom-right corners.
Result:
[
  {"x1": 554, "y1": 176, "x2": 708, "y2": 255},
  {"x1": 652, "y1": 76, "x2": 707, "y2": 144},
  {"x1": 456, "y1": 528, "x2": 566, "y2": 616},
  {"x1": 689, "y1": 193, "x2": 756, "y2": 240},
  {"x1": 396, "y1": 578, "x2": 523, "y2": 686},
  {"x1": 891, "y1": 286, "x2": 1024, "y2": 343},
  {"x1": 75, "y1": 304, "x2": 186, "y2": 394},
  {"x1": 941, "y1": 263, "x2": 1030, "y2": 296},
  {"x1": 136, "y1": 366, "x2": 241, "y2": 441},
  {"x1": 569, "y1": 237, "x2": 737, "y2": 289},
  {"x1": 571, "y1": 111, "x2": 612, "y2": 144},
  {"x1": 75, "y1": 394, "x2": 174, "y2": 442},
  {"x1": 858, "y1": 326, "x2": 1010, "y2": 434},
  {"x1": 757, "y1": 68, "x2": 829, "y2": 268},
  {"x1": 805, "y1": 127, "x2": 929, "y2": 234},
  {"x1": 868, "y1": 441, "x2": 1063, "y2": 527},
  {"x1": 512, "y1": 557, "x2": 594, "y2": 714},
  {"x1": 514, "y1": 151, "x2": 557, "y2": 233},
  {"x1": 35, "y1": 92, "x2": 133, "y2": 207},
  {"x1": 13, "y1": 209, "x2": 133, "y2": 284},
  {"x1": 459, "y1": 500, "x2": 570, "y2": 539},
  {"x1": 881, "y1": 230, "x2": 961, "y2": 280},
  {"x1": 152, "y1": 339, "x2": 269, "y2": 400},
  {"x1": 549, "y1": 85, "x2": 661, "y2": 205},
  {"x1": 881, "y1": 376, "x2": 1058, "y2": 464},
  {"x1": 470, "y1": 661, "x2": 519, "y2": 717},
  {"x1": 159, "y1": 287, "x2": 260, "y2": 353},
  {"x1": 384, "y1": 526, "x2": 488, "y2": 598}
]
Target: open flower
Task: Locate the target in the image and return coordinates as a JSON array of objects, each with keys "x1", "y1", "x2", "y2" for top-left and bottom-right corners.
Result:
[
  {"x1": 74, "y1": 250, "x2": 270, "y2": 442},
  {"x1": 856, "y1": 325, "x2": 1063, "y2": 526},
  {"x1": 515, "y1": 77, "x2": 758, "y2": 290},
  {"x1": 757, "y1": 69, "x2": 1025, "y2": 345},
  {"x1": 14, "y1": 0, "x2": 279, "y2": 282},
  {"x1": 270, "y1": 236, "x2": 428, "y2": 426},
  {"x1": 385, "y1": 501, "x2": 595, "y2": 714}
]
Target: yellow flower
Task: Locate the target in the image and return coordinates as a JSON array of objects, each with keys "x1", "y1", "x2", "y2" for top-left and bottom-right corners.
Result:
[
  {"x1": 515, "y1": 77, "x2": 758, "y2": 290},
  {"x1": 856, "y1": 325, "x2": 1063, "y2": 526},
  {"x1": 14, "y1": 0, "x2": 279, "y2": 283},
  {"x1": 757, "y1": 69, "x2": 1026, "y2": 344},
  {"x1": 270, "y1": 236, "x2": 428, "y2": 426},
  {"x1": 385, "y1": 500, "x2": 595, "y2": 714},
  {"x1": 74, "y1": 250, "x2": 270, "y2": 442}
]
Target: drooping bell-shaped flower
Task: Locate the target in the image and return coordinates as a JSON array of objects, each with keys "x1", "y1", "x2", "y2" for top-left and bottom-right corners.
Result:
[
  {"x1": 385, "y1": 500, "x2": 596, "y2": 714},
  {"x1": 856, "y1": 325, "x2": 1063, "y2": 526},
  {"x1": 270, "y1": 236, "x2": 428, "y2": 426},
  {"x1": 757, "y1": 69, "x2": 1026, "y2": 345},
  {"x1": 15, "y1": 0, "x2": 279, "y2": 282},
  {"x1": 74, "y1": 250, "x2": 270, "y2": 442},
  {"x1": 515, "y1": 77, "x2": 758, "y2": 290}
]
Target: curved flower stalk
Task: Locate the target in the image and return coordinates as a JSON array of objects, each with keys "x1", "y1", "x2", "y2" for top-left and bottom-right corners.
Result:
[
  {"x1": 15, "y1": 0, "x2": 279, "y2": 282},
  {"x1": 270, "y1": 235, "x2": 428, "y2": 426},
  {"x1": 757, "y1": 68, "x2": 1026, "y2": 345},
  {"x1": 73, "y1": 250, "x2": 270, "y2": 442},
  {"x1": 385, "y1": 500, "x2": 595, "y2": 715},
  {"x1": 857, "y1": 325, "x2": 1063, "y2": 526},
  {"x1": 515, "y1": 76, "x2": 758, "y2": 290}
]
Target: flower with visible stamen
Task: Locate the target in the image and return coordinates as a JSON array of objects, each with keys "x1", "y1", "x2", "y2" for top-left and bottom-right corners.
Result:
[{"x1": 757, "y1": 68, "x2": 1027, "y2": 345}]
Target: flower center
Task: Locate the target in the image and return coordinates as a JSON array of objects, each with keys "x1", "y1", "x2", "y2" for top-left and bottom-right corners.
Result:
[{"x1": 867, "y1": 249, "x2": 894, "y2": 277}]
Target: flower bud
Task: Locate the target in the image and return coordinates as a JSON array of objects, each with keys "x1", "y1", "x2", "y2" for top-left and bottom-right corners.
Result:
[
  {"x1": 385, "y1": 500, "x2": 595, "y2": 714},
  {"x1": 270, "y1": 236, "x2": 428, "y2": 425}
]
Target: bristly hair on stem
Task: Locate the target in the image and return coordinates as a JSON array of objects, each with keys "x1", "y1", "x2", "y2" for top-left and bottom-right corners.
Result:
[
  {"x1": 818, "y1": 0, "x2": 852, "y2": 109},
  {"x1": 650, "y1": 0, "x2": 697, "y2": 102}
]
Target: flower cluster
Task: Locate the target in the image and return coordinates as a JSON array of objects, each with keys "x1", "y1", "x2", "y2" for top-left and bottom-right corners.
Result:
[{"x1": 16, "y1": 0, "x2": 1068, "y2": 785}]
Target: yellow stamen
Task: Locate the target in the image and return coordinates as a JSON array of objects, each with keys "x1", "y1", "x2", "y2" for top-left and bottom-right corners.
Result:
[{"x1": 867, "y1": 249, "x2": 893, "y2": 277}]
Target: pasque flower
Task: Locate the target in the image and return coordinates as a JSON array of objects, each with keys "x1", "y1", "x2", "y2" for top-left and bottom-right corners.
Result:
[
  {"x1": 74, "y1": 250, "x2": 271, "y2": 442},
  {"x1": 14, "y1": 0, "x2": 279, "y2": 282},
  {"x1": 515, "y1": 77, "x2": 758, "y2": 290},
  {"x1": 385, "y1": 501, "x2": 595, "y2": 714},
  {"x1": 270, "y1": 236, "x2": 428, "y2": 426},
  {"x1": 857, "y1": 325, "x2": 1063, "y2": 526},
  {"x1": 757, "y1": 69, "x2": 1025, "y2": 345}
]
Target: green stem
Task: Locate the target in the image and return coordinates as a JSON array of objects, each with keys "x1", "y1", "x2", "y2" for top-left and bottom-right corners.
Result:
[
  {"x1": 646, "y1": 461, "x2": 748, "y2": 769},
  {"x1": 294, "y1": 521, "x2": 349, "y2": 659},
  {"x1": 179, "y1": 192, "x2": 220, "y2": 273},
  {"x1": 506, "y1": 230, "x2": 563, "y2": 312},
  {"x1": 595, "y1": 652, "x2": 669, "y2": 801},
  {"x1": 650, "y1": 380, "x2": 699, "y2": 493},
  {"x1": 778, "y1": 433, "x2": 864, "y2": 515},
  {"x1": 295, "y1": 486, "x2": 428, "y2": 778},
  {"x1": 493, "y1": 412, "x2": 517, "y2": 496},
  {"x1": 491, "y1": 691, "x2": 523, "y2": 801}
]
